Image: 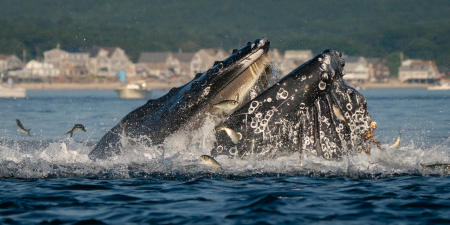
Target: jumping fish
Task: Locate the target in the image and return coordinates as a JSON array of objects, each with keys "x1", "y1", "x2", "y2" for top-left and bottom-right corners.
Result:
[
  {"x1": 16, "y1": 119, "x2": 31, "y2": 136},
  {"x1": 213, "y1": 94, "x2": 240, "y2": 114},
  {"x1": 215, "y1": 124, "x2": 242, "y2": 144},
  {"x1": 66, "y1": 124, "x2": 86, "y2": 137},
  {"x1": 390, "y1": 133, "x2": 401, "y2": 149},
  {"x1": 213, "y1": 99, "x2": 240, "y2": 113},
  {"x1": 200, "y1": 155, "x2": 223, "y2": 170}
]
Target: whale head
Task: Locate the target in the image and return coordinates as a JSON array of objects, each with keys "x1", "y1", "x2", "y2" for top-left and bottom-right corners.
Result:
[{"x1": 89, "y1": 38, "x2": 272, "y2": 160}]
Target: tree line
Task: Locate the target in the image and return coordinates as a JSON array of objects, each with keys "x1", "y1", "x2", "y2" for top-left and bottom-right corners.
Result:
[{"x1": 0, "y1": 0, "x2": 448, "y2": 75}]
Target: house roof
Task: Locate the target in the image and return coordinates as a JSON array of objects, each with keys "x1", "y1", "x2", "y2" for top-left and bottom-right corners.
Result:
[
  {"x1": 0, "y1": 54, "x2": 15, "y2": 60},
  {"x1": 138, "y1": 52, "x2": 172, "y2": 63},
  {"x1": 173, "y1": 52, "x2": 195, "y2": 63},
  {"x1": 344, "y1": 56, "x2": 364, "y2": 63},
  {"x1": 89, "y1": 47, "x2": 119, "y2": 57}
]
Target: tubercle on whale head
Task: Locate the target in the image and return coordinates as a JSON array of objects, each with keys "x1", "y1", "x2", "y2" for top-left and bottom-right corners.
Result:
[
  {"x1": 308, "y1": 49, "x2": 345, "y2": 94},
  {"x1": 318, "y1": 49, "x2": 345, "y2": 80},
  {"x1": 190, "y1": 38, "x2": 270, "y2": 87},
  {"x1": 210, "y1": 38, "x2": 270, "y2": 73},
  {"x1": 181, "y1": 38, "x2": 270, "y2": 98},
  {"x1": 188, "y1": 38, "x2": 271, "y2": 106}
]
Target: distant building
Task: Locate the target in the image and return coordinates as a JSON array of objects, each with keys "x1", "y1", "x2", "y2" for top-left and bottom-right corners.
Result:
[
  {"x1": 0, "y1": 54, "x2": 22, "y2": 74},
  {"x1": 173, "y1": 52, "x2": 195, "y2": 79},
  {"x1": 191, "y1": 48, "x2": 227, "y2": 75},
  {"x1": 280, "y1": 50, "x2": 313, "y2": 75},
  {"x1": 398, "y1": 60, "x2": 441, "y2": 84},
  {"x1": 343, "y1": 56, "x2": 370, "y2": 83},
  {"x1": 367, "y1": 58, "x2": 390, "y2": 82},
  {"x1": 89, "y1": 47, "x2": 135, "y2": 78},
  {"x1": 44, "y1": 47, "x2": 89, "y2": 78},
  {"x1": 9, "y1": 60, "x2": 59, "y2": 81},
  {"x1": 136, "y1": 52, "x2": 179, "y2": 80}
]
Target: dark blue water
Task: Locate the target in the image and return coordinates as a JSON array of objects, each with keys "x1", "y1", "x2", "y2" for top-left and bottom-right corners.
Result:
[{"x1": 0, "y1": 88, "x2": 449, "y2": 224}]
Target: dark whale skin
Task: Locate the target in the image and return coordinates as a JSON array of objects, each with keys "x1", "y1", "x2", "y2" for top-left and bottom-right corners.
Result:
[{"x1": 212, "y1": 50, "x2": 373, "y2": 159}]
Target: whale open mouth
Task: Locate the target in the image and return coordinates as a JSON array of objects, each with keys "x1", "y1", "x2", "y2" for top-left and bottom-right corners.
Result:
[
  {"x1": 89, "y1": 38, "x2": 272, "y2": 160},
  {"x1": 193, "y1": 38, "x2": 271, "y2": 116}
]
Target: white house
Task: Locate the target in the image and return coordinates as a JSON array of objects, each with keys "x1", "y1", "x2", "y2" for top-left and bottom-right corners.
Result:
[
  {"x1": 9, "y1": 60, "x2": 59, "y2": 80},
  {"x1": 0, "y1": 54, "x2": 22, "y2": 73},
  {"x1": 191, "y1": 48, "x2": 227, "y2": 75},
  {"x1": 398, "y1": 60, "x2": 441, "y2": 83},
  {"x1": 280, "y1": 50, "x2": 313, "y2": 75},
  {"x1": 89, "y1": 47, "x2": 135, "y2": 78},
  {"x1": 343, "y1": 56, "x2": 370, "y2": 82},
  {"x1": 136, "y1": 52, "x2": 180, "y2": 80}
]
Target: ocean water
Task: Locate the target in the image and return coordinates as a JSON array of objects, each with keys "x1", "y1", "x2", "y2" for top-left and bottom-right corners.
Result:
[{"x1": 0, "y1": 88, "x2": 449, "y2": 224}]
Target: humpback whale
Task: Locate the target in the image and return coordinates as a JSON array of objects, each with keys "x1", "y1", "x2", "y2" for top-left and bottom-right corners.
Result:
[
  {"x1": 89, "y1": 39, "x2": 271, "y2": 160},
  {"x1": 211, "y1": 50, "x2": 374, "y2": 159},
  {"x1": 90, "y1": 38, "x2": 375, "y2": 161}
]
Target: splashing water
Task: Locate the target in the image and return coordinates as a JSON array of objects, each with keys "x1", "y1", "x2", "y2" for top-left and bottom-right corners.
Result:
[
  {"x1": 0, "y1": 89, "x2": 449, "y2": 179},
  {"x1": 1, "y1": 115, "x2": 448, "y2": 179}
]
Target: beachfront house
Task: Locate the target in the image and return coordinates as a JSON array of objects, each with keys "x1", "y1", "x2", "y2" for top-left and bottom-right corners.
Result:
[
  {"x1": 136, "y1": 52, "x2": 180, "y2": 80},
  {"x1": 0, "y1": 54, "x2": 22, "y2": 75},
  {"x1": 398, "y1": 60, "x2": 441, "y2": 84},
  {"x1": 191, "y1": 48, "x2": 227, "y2": 75},
  {"x1": 367, "y1": 58, "x2": 390, "y2": 82},
  {"x1": 8, "y1": 60, "x2": 59, "y2": 81},
  {"x1": 88, "y1": 47, "x2": 135, "y2": 78},
  {"x1": 343, "y1": 56, "x2": 370, "y2": 83},
  {"x1": 279, "y1": 50, "x2": 313, "y2": 75},
  {"x1": 173, "y1": 52, "x2": 195, "y2": 79},
  {"x1": 44, "y1": 47, "x2": 89, "y2": 78}
]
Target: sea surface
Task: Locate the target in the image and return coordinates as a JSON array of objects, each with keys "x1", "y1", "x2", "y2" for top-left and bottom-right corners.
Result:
[{"x1": 0, "y1": 88, "x2": 449, "y2": 224}]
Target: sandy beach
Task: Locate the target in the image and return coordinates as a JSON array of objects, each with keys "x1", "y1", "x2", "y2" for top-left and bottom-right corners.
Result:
[
  {"x1": 14, "y1": 80, "x2": 180, "y2": 90},
  {"x1": 361, "y1": 79, "x2": 437, "y2": 89},
  {"x1": 11, "y1": 78, "x2": 446, "y2": 90}
]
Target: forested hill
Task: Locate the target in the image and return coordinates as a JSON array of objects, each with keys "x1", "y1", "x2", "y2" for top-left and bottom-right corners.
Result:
[{"x1": 0, "y1": 0, "x2": 448, "y2": 73}]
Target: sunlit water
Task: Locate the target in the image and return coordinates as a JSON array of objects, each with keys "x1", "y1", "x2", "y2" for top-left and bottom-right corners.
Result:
[{"x1": 0, "y1": 88, "x2": 449, "y2": 224}]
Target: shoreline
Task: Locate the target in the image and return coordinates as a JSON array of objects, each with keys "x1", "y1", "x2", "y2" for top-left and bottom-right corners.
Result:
[
  {"x1": 8, "y1": 79, "x2": 448, "y2": 90},
  {"x1": 13, "y1": 81, "x2": 179, "y2": 90}
]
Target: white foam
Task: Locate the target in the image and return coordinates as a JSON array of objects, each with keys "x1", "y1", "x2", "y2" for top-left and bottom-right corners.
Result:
[{"x1": 0, "y1": 121, "x2": 448, "y2": 178}]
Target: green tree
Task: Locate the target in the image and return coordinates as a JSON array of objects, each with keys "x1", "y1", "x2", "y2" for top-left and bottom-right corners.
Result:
[{"x1": 385, "y1": 52, "x2": 402, "y2": 77}]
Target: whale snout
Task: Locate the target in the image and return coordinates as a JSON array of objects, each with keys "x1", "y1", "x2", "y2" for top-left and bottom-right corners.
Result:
[{"x1": 254, "y1": 38, "x2": 270, "y2": 52}]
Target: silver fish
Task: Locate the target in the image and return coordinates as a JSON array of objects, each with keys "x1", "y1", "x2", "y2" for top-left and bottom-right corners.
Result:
[
  {"x1": 66, "y1": 124, "x2": 86, "y2": 137},
  {"x1": 200, "y1": 155, "x2": 223, "y2": 170},
  {"x1": 212, "y1": 94, "x2": 240, "y2": 114},
  {"x1": 16, "y1": 119, "x2": 31, "y2": 136},
  {"x1": 215, "y1": 124, "x2": 242, "y2": 144},
  {"x1": 213, "y1": 99, "x2": 240, "y2": 113}
]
